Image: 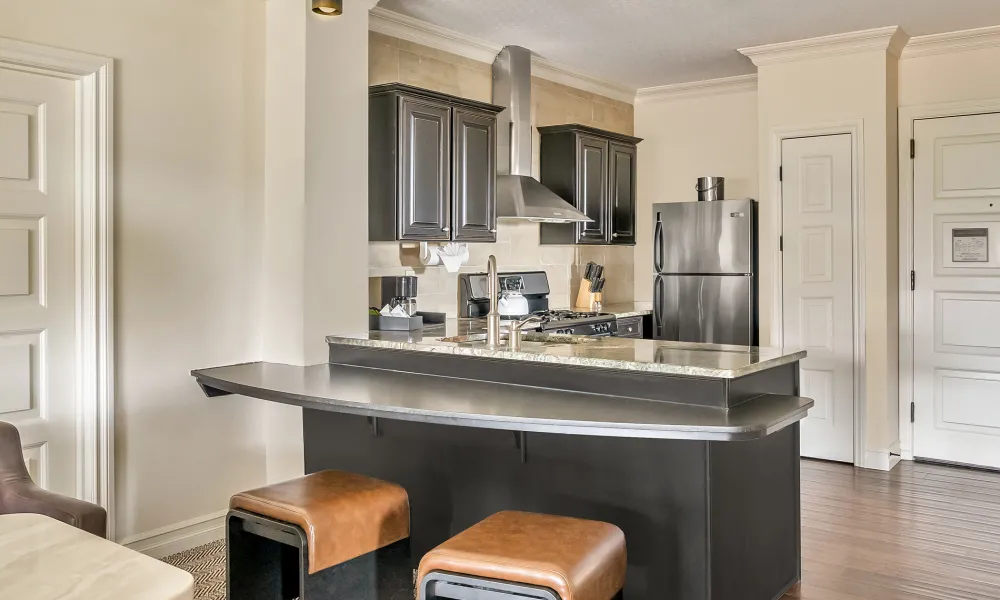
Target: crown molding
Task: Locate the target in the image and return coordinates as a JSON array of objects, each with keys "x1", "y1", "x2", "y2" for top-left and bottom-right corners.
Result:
[
  {"x1": 369, "y1": 7, "x2": 500, "y2": 64},
  {"x1": 739, "y1": 26, "x2": 910, "y2": 66},
  {"x1": 901, "y1": 25, "x2": 1000, "y2": 59},
  {"x1": 635, "y1": 74, "x2": 757, "y2": 103},
  {"x1": 530, "y1": 58, "x2": 636, "y2": 103},
  {"x1": 368, "y1": 7, "x2": 637, "y2": 103}
]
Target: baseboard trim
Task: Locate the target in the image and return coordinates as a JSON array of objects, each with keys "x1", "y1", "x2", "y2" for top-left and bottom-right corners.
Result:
[
  {"x1": 863, "y1": 448, "x2": 901, "y2": 471},
  {"x1": 121, "y1": 510, "x2": 227, "y2": 559}
]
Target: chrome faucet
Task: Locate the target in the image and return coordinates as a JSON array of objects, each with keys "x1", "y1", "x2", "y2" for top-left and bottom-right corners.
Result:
[
  {"x1": 486, "y1": 255, "x2": 502, "y2": 346},
  {"x1": 508, "y1": 315, "x2": 544, "y2": 351}
]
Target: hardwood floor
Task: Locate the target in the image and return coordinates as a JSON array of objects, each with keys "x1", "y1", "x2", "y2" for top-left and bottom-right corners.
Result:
[
  {"x1": 784, "y1": 459, "x2": 1000, "y2": 600},
  {"x1": 166, "y1": 459, "x2": 1000, "y2": 600}
]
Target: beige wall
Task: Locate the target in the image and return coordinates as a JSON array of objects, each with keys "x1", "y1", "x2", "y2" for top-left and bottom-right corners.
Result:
[
  {"x1": 633, "y1": 90, "x2": 759, "y2": 302},
  {"x1": 0, "y1": 0, "x2": 269, "y2": 542},
  {"x1": 368, "y1": 32, "x2": 636, "y2": 312},
  {"x1": 900, "y1": 46, "x2": 1000, "y2": 106},
  {"x1": 260, "y1": 0, "x2": 374, "y2": 484},
  {"x1": 756, "y1": 49, "x2": 901, "y2": 456}
]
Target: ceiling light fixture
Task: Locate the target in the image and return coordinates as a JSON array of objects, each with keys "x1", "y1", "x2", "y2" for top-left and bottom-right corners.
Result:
[{"x1": 312, "y1": 0, "x2": 343, "y2": 16}]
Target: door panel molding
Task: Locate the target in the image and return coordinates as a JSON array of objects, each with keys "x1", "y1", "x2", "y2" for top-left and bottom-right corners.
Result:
[
  {"x1": 898, "y1": 99, "x2": 1000, "y2": 464},
  {"x1": 770, "y1": 121, "x2": 868, "y2": 468},
  {"x1": 0, "y1": 38, "x2": 115, "y2": 538}
]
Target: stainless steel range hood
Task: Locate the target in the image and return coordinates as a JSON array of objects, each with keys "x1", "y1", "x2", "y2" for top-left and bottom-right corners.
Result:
[{"x1": 492, "y1": 46, "x2": 591, "y2": 224}]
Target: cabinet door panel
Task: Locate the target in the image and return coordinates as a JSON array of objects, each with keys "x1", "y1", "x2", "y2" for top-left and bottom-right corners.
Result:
[
  {"x1": 399, "y1": 97, "x2": 451, "y2": 240},
  {"x1": 576, "y1": 135, "x2": 610, "y2": 244},
  {"x1": 452, "y1": 108, "x2": 497, "y2": 242},
  {"x1": 610, "y1": 143, "x2": 637, "y2": 245}
]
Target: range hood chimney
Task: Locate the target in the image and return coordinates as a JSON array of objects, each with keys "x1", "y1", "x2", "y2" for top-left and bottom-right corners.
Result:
[{"x1": 492, "y1": 46, "x2": 591, "y2": 224}]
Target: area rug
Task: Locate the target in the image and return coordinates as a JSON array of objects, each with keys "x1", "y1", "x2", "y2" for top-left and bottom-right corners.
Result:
[{"x1": 163, "y1": 540, "x2": 226, "y2": 600}]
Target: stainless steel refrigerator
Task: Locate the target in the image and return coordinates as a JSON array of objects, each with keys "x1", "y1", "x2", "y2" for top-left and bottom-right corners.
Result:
[{"x1": 652, "y1": 199, "x2": 758, "y2": 346}]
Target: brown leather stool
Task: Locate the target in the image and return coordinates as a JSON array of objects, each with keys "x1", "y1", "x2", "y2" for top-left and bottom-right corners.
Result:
[
  {"x1": 227, "y1": 470, "x2": 410, "y2": 599},
  {"x1": 417, "y1": 511, "x2": 626, "y2": 600}
]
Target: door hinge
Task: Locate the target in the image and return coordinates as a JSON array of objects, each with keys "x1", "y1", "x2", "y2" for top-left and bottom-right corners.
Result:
[
  {"x1": 910, "y1": 270, "x2": 915, "y2": 291},
  {"x1": 779, "y1": 235, "x2": 784, "y2": 252},
  {"x1": 910, "y1": 139, "x2": 916, "y2": 159},
  {"x1": 779, "y1": 165, "x2": 783, "y2": 182},
  {"x1": 910, "y1": 401, "x2": 915, "y2": 423}
]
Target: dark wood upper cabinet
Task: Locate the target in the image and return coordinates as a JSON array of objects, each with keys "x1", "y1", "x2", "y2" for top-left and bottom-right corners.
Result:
[
  {"x1": 538, "y1": 124, "x2": 642, "y2": 246},
  {"x1": 452, "y1": 108, "x2": 497, "y2": 242},
  {"x1": 369, "y1": 84, "x2": 503, "y2": 243},
  {"x1": 610, "y1": 142, "x2": 638, "y2": 245},
  {"x1": 399, "y1": 97, "x2": 451, "y2": 240},
  {"x1": 577, "y1": 135, "x2": 611, "y2": 243}
]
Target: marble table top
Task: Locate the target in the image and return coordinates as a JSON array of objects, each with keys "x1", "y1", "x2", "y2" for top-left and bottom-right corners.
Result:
[{"x1": 0, "y1": 514, "x2": 194, "y2": 600}]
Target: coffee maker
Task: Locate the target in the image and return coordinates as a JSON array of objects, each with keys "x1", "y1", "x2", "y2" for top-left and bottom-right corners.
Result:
[{"x1": 371, "y1": 275, "x2": 418, "y2": 316}]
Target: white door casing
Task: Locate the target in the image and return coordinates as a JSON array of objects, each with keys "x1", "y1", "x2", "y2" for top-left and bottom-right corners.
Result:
[
  {"x1": 0, "y1": 39, "x2": 114, "y2": 537},
  {"x1": 781, "y1": 134, "x2": 856, "y2": 463},
  {"x1": 912, "y1": 112, "x2": 1000, "y2": 470}
]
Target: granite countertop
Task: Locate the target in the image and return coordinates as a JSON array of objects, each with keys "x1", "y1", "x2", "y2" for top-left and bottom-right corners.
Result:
[
  {"x1": 329, "y1": 319, "x2": 805, "y2": 379},
  {"x1": 599, "y1": 302, "x2": 653, "y2": 318}
]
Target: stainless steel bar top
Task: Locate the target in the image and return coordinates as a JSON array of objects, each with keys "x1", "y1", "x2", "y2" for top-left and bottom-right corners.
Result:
[
  {"x1": 328, "y1": 319, "x2": 806, "y2": 379},
  {"x1": 191, "y1": 362, "x2": 813, "y2": 441}
]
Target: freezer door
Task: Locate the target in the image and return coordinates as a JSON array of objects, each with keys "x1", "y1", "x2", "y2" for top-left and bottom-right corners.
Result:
[
  {"x1": 653, "y1": 200, "x2": 755, "y2": 274},
  {"x1": 653, "y1": 275, "x2": 757, "y2": 346}
]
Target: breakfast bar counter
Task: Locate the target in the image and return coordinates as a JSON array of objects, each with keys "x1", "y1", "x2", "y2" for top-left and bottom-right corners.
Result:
[{"x1": 193, "y1": 326, "x2": 810, "y2": 600}]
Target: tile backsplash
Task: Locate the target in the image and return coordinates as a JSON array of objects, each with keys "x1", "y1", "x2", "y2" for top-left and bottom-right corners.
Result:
[{"x1": 368, "y1": 32, "x2": 635, "y2": 316}]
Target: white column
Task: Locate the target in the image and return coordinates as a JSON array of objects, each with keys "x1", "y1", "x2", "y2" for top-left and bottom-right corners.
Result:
[{"x1": 261, "y1": 0, "x2": 375, "y2": 483}]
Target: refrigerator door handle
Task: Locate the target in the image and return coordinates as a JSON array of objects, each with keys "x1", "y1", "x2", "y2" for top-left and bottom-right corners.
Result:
[
  {"x1": 653, "y1": 218, "x2": 664, "y2": 273},
  {"x1": 653, "y1": 275, "x2": 663, "y2": 337}
]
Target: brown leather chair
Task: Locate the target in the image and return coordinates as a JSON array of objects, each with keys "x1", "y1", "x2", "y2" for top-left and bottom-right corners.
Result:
[{"x1": 0, "y1": 420, "x2": 107, "y2": 538}]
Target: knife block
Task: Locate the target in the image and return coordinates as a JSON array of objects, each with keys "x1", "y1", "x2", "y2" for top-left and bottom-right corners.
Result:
[{"x1": 575, "y1": 279, "x2": 604, "y2": 311}]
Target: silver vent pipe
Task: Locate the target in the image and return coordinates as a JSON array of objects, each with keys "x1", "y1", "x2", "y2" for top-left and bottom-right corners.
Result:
[{"x1": 492, "y1": 46, "x2": 591, "y2": 223}]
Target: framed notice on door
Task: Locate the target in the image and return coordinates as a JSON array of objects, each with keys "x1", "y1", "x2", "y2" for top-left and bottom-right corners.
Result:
[{"x1": 952, "y1": 228, "x2": 989, "y2": 263}]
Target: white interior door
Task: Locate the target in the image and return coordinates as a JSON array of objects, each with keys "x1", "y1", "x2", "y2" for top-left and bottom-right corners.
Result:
[
  {"x1": 0, "y1": 63, "x2": 79, "y2": 495},
  {"x1": 782, "y1": 134, "x2": 856, "y2": 463},
  {"x1": 912, "y1": 112, "x2": 1000, "y2": 470}
]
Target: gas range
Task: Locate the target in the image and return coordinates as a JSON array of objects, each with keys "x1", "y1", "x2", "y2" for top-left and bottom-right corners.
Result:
[
  {"x1": 531, "y1": 310, "x2": 618, "y2": 337},
  {"x1": 458, "y1": 271, "x2": 618, "y2": 337}
]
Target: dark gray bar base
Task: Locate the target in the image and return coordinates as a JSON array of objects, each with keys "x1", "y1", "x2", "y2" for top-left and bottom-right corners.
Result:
[{"x1": 304, "y1": 411, "x2": 801, "y2": 600}]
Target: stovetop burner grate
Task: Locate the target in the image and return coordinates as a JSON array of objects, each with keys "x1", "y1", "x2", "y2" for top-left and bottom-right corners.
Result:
[{"x1": 533, "y1": 310, "x2": 609, "y2": 321}]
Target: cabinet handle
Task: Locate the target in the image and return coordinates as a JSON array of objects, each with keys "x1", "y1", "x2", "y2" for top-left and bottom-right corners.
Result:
[
  {"x1": 612, "y1": 233, "x2": 619, "y2": 238},
  {"x1": 442, "y1": 227, "x2": 450, "y2": 232},
  {"x1": 490, "y1": 228, "x2": 497, "y2": 233}
]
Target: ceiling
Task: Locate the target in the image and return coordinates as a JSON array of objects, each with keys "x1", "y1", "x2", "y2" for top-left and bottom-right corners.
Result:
[{"x1": 375, "y1": 0, "x2": 1000, "y2": 89}]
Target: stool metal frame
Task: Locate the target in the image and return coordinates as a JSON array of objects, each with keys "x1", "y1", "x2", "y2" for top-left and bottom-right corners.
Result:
[
  {"x1": 419, "y1": 570, "x2": 624, "y2": 600},
  {"x1": 227, "y1": 508, "x2": 410, "y2": 599}
]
